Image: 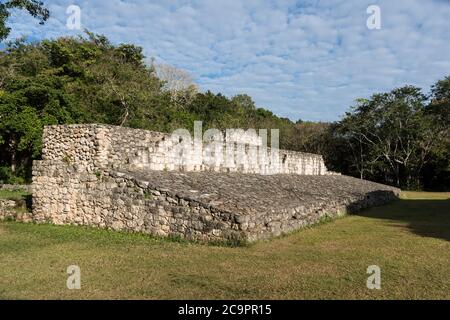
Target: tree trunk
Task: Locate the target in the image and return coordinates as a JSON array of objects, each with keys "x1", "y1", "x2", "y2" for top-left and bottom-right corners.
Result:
[
  {"x1": 11, "y1": 152, "x2": 16, "y2": 173},
  {"x1": 10, "y1": 137, "x2": 17, "y2": 174},
  {"x1": 394, "y1": 166, "x2": 400, "y2": 187}
]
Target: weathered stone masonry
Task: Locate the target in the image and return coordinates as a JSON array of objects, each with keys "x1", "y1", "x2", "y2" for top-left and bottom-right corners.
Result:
[
  {"x1": 32, "y1": 124, "x2": 400, "y2": 243},
  {"x1": 39, "y1": 124, "x2": 330, "y2": 175}
]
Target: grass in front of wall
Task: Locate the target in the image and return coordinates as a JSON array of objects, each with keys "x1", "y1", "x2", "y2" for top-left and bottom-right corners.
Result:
[
  {"x1": 0, "y1": 189, "x2": 30, "y2": 201},
  {"x1": 0, "y1": 191, "x2": 449, "y2": 299},
  {"x1": 0, "y1": 189, "x2": 32, "y2": 214}
]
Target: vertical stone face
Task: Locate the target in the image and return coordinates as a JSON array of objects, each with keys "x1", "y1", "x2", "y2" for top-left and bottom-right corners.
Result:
[
  {"x1": 31, "y1": 162, "x2": 244, "y2": 243},
  {"x1": 38, "y1": 124, "x2": 332, "y2": 175}
]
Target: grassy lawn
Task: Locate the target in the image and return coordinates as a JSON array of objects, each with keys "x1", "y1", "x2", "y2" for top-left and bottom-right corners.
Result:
[{"x1": 0, "y1": 191, "x2": 449, "y2": 300}]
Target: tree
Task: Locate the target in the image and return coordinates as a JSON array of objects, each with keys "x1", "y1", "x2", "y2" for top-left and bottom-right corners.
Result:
[
  {"x1": 1, "y1": 32, "x2": 448, "y2": 190},
  {"x1": 291, "y1": 121, "x2": 331, "y2": 156},
  {"x1": 154, "y1": 63, "x2": 198, "y2": 109},
  {"x1": 336, "y1": 86, "x2": 442, "y2": 189},
  {"x1": 0, "y1": 32, "x2": 166, "y2": 182},
  {"x1": 231, "y1": 94, "x2": 256, "y2": 110},
  {"x1": 429, "y1": 76, "x2": 450, "y2": 124},
  {"x1": 155, "y1": 63, "x2": 196, "y2": 92},
  {"x1": 422, "y1": 77, "x2": 450, "y2": 190},
  {"x1": 0, "y1": 0, "x2": 49, "y2": 41},
  {"x1": 86, "y1": 45, "x2": 161, "y2": 126}
]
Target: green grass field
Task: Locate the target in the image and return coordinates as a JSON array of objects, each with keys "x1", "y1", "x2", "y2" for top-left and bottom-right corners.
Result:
[{"x1": 0, "y1": 191, "x2": 449, "y2": 300}]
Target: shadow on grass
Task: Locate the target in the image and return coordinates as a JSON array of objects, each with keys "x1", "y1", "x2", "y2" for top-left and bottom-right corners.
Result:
[{"x1": 354, "y1": 195, "x2": 450, "y2": 242}]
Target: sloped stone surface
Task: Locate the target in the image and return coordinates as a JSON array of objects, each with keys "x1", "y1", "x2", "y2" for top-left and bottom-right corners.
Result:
[
  {"x1": 119, "y1": 170, "x2": 399, "y2": 216},
  {"x1": 33, "y1": 161, "x2": 399, "y2": 243}
]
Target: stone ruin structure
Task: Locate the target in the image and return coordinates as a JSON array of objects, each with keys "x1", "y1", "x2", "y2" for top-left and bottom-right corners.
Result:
[{"x1": 31, "y1": 124, "x2": 400, "y2": 243}]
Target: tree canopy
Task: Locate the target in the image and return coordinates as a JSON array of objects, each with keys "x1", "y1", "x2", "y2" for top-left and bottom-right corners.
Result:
[
  {"x1": 0, "y1": 33, "x2": 448, "y2": 190},
  {"x1": 331, "y1": 85, "x2": 449, "y2": 189},
  {"x1": 0, "y1": 33, "x2": 301, "y2": 182}
]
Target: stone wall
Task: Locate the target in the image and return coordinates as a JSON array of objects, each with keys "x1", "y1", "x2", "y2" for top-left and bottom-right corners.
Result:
[
  {"x1": 0, "y1": 184, "x2": 31, "y2": 192},
  {"x1": 32, "y1": 160, "x2": 399, "y2": 243},
  {"x1": 41, "y1": 124, "x2": 331, "y2": 175},
  {"x1": 0, "y1": 199, "x2": 18, "y2": 220},
  {"x1": 0, "y1": 184, "x2": 31, "y2": 221},
  {"x1": 0, "y1": 199, "x2": 32, "y2": 222},
  {"x1": 32, "y1": 124, "x2": 400, "y2": 243},
  {"x1": 32, "y1": 162, "x2": 240, "y2": 242}
]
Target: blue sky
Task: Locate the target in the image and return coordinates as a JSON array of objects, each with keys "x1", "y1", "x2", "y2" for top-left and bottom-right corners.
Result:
[{"x1": 4, "y1": 0, "x2": 450, "y2": 121}]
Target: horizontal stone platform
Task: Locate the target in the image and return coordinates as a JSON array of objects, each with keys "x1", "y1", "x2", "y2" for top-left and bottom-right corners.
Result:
[
  {"x1": 117, "y1": 170, "x2": 399, "y2": 216},
  {"x1": 32, "y1": 161, "x2": 400, "y2": 243}
]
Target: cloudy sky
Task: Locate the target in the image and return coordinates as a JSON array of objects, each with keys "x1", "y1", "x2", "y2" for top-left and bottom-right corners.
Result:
[{"x1": 4, "y1": 0, "x2": 450, "y2": 121}]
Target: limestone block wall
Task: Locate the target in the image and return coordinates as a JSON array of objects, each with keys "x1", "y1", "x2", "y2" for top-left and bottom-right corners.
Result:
[
  {"x1": 277, "y1": 149, "x2": 328, "y2": 175},
  {"x1": 42, "y1": 125, "x2": 104, "y2": 171},
  {"x1": 32, "y1": 161, "x2": 243, "y2": 242},
  {"x1": 41, "y1": 124, "x2": 331, "y2": 175},
  {"x1": 32, "y1": 124, "x2": 401, "y2": 244},
  {"x1": 0, "y1": 199, "x2": 20, "y2": 220},
  {"x1": 0, "y1": 184, "x2": 32, "y2": 192},
  {"x1": 32, "y1": 160, "x2": 399, "y2": 243}
]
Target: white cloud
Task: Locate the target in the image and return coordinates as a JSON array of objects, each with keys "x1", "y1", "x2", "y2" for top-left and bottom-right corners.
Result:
[{"x1": 4, "y1": 0, "x2": 450, "y2": 121}]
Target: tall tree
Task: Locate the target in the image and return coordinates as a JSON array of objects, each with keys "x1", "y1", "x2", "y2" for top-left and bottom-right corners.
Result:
[
  {"x1": 0, "y1": 33, "x2": 166, "y2": 182},
  {"x1": 337, "y1": 86, "x2": 441, "y2": 189},
  {"x1": 422, "y1": 77, "x2": 450, "y2": 190},
  {"x1": 154, "y1": 63, "x2": 198, "y2": 110}
]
